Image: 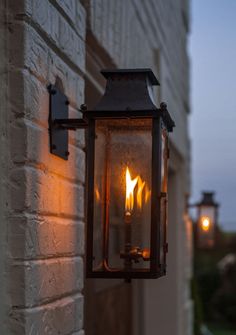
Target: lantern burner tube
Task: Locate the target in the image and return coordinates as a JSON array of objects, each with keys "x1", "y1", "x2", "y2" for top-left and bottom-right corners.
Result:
[
  {"x1": 124, "y1": 212, "x2": 132, "y2": 271},
  {"x1": 120, "y1": 212, "x2": 150, "y2": 268}
]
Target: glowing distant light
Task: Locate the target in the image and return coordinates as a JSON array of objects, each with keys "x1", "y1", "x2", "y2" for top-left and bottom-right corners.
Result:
[{"x1": 201, "y1": 217, "x2": 210, "y2": 232}]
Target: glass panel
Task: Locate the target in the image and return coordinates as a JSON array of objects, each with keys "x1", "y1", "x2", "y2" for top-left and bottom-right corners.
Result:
[
  {"x1": 160, "y1": 127, "x2": 168, "y2": 267},
  {"x1": 160, "y1": 195, "x2": 167, "y2": 266},
  {"x1": 93, "y1": 118, "x2": 152, "y2": 272},
  {"x1": 198, "y1": 206, "x2": 215, "y2": 248},
  {"x1": 161, "y1": 127, "x2": 168, "y2": 193}
]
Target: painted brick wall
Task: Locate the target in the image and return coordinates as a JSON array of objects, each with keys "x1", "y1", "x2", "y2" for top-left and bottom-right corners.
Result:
[{"x1": 1, "y1": 0, "x2": 86, "y2": 334}]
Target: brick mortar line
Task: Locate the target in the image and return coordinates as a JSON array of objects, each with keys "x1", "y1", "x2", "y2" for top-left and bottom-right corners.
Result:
[
  {"x1": 9, "y1": 65, "x2": 85, "y2": 112},
  {"x1": 10, "y1": 113, "x2": 85, "y2": 147},
  {"x1": 12, "y1": 255, "x2": 83, "y2": 265},
  {"x1": 10, "y1": 107, "x2": 84, "y2": 132},
  {"x1": 14, "y1": 115, "x2": 84, "y2": 134},
  {"x1": 8, "y1": 211, "x2": 85, "y2": 223},
  {"x1": 11, "y1": 292, "x2": 83, "y2": 311},
  {"x1": 14, "y1": 3, "x2": 85, "y2": 45},
  {"x1": 11, "y1": 253, "x2": 84, "y2": 263},
  {"x1": 10, "y1": 210, "x2": 85, "y2": 221},
  {"x1": 11, "y1": 164, "x2": 85, "y2": 186},
  {"x1": 26, "y1": 17, "x2": 85, "y2": 76},
  {"x1": 11, "y1": 161, "x2": 86, "y2": 186}
]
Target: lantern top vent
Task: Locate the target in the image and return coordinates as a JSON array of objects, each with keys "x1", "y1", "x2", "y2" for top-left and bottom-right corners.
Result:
[
  {"x1": 198, "y1": 192, "x2": 219, "y2": 207},
  {"x1": 94, "y1": 68, "x2": 160, "y2": 112},
  {"x1": 101, "y1": 68, "x2": 160, "y2": 85}
]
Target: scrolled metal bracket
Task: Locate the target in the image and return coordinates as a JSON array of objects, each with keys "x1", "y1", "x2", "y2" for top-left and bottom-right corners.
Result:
[{"x1": 48, "y1": 84, "x2": 88, "y2": 160}]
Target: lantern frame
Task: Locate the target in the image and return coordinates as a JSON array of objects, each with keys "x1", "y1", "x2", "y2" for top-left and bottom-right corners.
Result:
[{"x1": 48, "y1": 69, "x2": 175, "y2": 280}]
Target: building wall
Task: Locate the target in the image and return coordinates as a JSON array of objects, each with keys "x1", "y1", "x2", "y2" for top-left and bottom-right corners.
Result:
[
  {"x1": 0, "y1": 1, "x2": 10, "y2": 332},
  {"x1": 83, "y1": 1, "x2": 193, "y2": 335},
  {"x1": 0, "y1": 0, "x2": 86, "y2": 334},
  {"x1": 0, "y1": 0, "x2": 192, "y2": 334}
]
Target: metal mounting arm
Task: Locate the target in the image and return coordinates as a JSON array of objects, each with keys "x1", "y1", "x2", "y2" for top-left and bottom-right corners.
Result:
[{"x1": 52, "y1": 118, "x2": 88, "y2": 130}]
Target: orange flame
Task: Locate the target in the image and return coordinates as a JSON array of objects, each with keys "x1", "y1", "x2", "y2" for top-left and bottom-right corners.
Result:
[
  {"x1": 95, "y1": 186, "x2": 100, "y2": 202},
  {"x1": 201, "y1": 217, "x2": 210, "y2": 232},
  {"x1": 144, "y1": 186, "x2": 151, "y2": 204},
  {"x1": 137, "y1": 177, "x2": 145, "y2": 209},
  {"x1": 125, "y1": 167, "x2": 138, "y2": 214},
  {"x1": 125, "y1": 167, "x2": 148, "y2": 214}
]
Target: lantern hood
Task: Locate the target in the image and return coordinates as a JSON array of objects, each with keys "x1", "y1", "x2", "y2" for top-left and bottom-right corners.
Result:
[
  {"x1": 88, "y1": 68, "x2": 175, "y2": 132},
  {"x1": 197, "y1": 192, "x2": 219, "y2": 207}
]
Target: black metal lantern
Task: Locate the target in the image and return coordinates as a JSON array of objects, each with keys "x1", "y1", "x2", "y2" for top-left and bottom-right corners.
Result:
[
  {"x1": 196, "y1": 192, "x2": 219, "y2": 249},
  {"x1": 48, "y1": 69, "x2": 175, "y2": 280}
]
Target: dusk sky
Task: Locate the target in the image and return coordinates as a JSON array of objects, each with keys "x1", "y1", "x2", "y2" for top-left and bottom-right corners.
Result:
[{"x1": 190, "y1": 0, "x2": 236, "y2": 231}]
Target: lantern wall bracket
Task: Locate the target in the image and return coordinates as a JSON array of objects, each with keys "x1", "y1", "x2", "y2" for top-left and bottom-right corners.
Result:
[{"x1": 48, "y1": 84, "x2": 88, "y2": 160}]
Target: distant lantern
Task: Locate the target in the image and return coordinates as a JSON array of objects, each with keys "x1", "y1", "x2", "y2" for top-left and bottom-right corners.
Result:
[{"x1": 196, "y1": 192, "x2": 219, "y2": 249}]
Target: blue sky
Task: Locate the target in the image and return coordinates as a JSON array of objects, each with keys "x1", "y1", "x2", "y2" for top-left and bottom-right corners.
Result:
[{"x1": 190, "y1": 0, "x2": 236, "y2": 231}]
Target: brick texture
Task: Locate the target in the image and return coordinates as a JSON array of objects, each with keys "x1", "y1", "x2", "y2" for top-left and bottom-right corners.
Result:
[{"x1": 5, "y1": 0, "x2": 86, "y2": 334}]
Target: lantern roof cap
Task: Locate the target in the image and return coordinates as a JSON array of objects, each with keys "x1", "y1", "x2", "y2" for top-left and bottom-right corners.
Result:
[
  {"x1": 85, "y1": 68, "x2": 175, "y2": 132},
  {"x1": 101, "y1": 68, "x2": 160, "y2": 86},
  {"x1": 197, "y1": 191, "x2": 219, "y2": 207}
]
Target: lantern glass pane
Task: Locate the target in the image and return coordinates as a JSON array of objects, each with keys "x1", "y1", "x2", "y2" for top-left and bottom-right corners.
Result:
[
  {"x1": 198, "y1": 206, "x2": 215, "y2": 248},
  {"x1": 93, "y1": 118, "x2": 152, "y2": 272},
  {"x1": 161, "y1": 127, "x2": 168, "y2": 193}
]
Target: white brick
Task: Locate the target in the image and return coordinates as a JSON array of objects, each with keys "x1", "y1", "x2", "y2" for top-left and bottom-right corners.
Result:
[
  {"x1": 56, "y1": 0, "x2": 86, "y2": 39},
  {"x1": 9, "y1": 56, "x2": 84, "y2": 119},
  {"x1": 9, "y1": 216, "x2": 84, "y2": 259},
  {"x1": 9, "y1": 22, "x2": 85, "y2": 110},
  {"x1": 3, "y1": 1, "x2": 86, "y2": 334},
  {"x1": 10, "y1": 294, "x2": 83, "y2": 335},
  {"x1": 11, "y1": 257, "x2": 83, "y2": 307},
  {"x1": 10, "y1": 167, "x2": 84, "y2": 218},
  {"x1": 9, "y1": 0, "x2": 86, "y2": 72},
  {"x1": 23, "y1": 0, "x2": 86, "y2": 71},
  {"x1": 10, "y1": 119, "x2": 86, "y2": 182}
]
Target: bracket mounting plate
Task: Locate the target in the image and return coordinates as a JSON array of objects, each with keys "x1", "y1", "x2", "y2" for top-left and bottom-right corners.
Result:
[{"x1": 48, "y1": 85, "x2": 69, "y2": 160}]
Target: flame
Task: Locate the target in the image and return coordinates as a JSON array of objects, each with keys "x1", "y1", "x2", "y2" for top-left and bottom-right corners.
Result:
[
  {"x1": 125, "y1": 167, "x2": 138, "y2": 214},
  {"x1": 125, "y1": 167, "x2": 148, "y2": 214},
  {"x1": 145, "y1": 186, "x2": 151, "y2": 204},
  {"x1": 95, "y1": 186, "x2": 100, "y2": 202},
  {"x1": 137, "y1": 177, "x2": 145, "y2": 209},
  {"x1": 201, "y1": 217, "x2": 210, "y2": 232}
]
